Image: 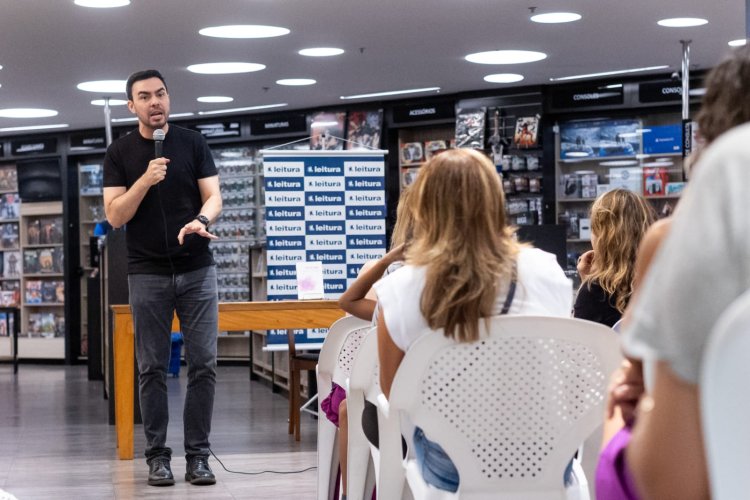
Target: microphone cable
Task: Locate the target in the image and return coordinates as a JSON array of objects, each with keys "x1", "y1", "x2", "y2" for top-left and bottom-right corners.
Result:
[
  {"x1": 208, "y1": 448, "x2": 317, "y2": 476},
  {"x1": 152, "y1": 129, "x2": 176, "y2": 277}
]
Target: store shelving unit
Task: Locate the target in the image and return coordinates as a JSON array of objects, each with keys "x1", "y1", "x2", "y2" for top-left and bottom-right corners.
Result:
[{"x1": 555, "y1": 112, "x2": 686, "y2": 268}]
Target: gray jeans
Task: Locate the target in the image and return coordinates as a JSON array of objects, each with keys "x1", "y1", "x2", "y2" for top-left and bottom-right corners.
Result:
[{"x1": 128, "y1": 265, "x2": 218, "y2": 461}]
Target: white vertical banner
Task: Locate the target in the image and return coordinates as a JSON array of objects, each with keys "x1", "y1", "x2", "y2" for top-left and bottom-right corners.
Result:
[{"x1": 262, "y1": 149, "x2": 387, "y2": 346}]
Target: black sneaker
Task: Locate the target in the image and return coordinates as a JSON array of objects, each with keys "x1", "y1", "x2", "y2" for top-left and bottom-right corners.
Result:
[
  {"x1": 185, "y1": 456, "x2": 216, "y2": 485},
  {"x1": 147, "y1": 457, "x2": 175, "y2": 486}
]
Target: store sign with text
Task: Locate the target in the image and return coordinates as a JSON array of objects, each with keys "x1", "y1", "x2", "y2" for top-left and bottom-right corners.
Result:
[
  {"x1": 70, "y1": 132, "x2": 106, "y2": 150},
  {"x1": 550, "y1": 86, "x2": 625, "y2": 110},
  {"x1": 250, "y1": 115, "x2": 307, "y2": 136},
  {"x1": 392, "y1": 102, "x2": 454, "y2": 124},
  {"x1": 11, "y1": 138, "x2": 57, "y2": 155}
]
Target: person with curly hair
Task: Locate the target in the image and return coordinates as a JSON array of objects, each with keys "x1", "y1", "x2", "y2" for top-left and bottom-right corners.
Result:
[{"x1": 574, "y1": 189, "x2": 656, "y2": 327}]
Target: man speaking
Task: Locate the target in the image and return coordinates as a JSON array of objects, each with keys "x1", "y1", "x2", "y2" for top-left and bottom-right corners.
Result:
[{"x1": 103, "y1": 69, "x2": 222, "y2": 487}]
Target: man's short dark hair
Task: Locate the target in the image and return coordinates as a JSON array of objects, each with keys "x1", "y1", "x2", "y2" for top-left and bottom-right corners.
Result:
[{"x1": 126, "y1": 69, "x2": 168, "y2": 101}]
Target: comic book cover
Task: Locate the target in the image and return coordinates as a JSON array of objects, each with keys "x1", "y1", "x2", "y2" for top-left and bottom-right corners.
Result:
[
  {"x1": 455, "y1": 108, "x2": 486, "y2": 149},
  {"x1": 345, "y1": 110, "x2": 383, "y2": 150},
  {"x1": 309, "y1": 111, "x2": 346, "y2": 150},
  {"x1": 643, "y1": 167, "x2": 669, "y2": 197},
  {"x1": 513, "y1": 116, "x2": 539, "y2": 148}
]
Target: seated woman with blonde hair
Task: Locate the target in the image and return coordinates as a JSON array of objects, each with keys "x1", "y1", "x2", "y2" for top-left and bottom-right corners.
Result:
[
  {"x1": 575, "y1": 189, "x2": 656, "y2": 327},
  {"x1": 373, "y1": 148, "x2": 573, "y2": 492}
]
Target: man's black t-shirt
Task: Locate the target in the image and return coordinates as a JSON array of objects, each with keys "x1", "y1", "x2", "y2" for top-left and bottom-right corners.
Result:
[{"x1": 103, "y1": 125, "x2": 218, "y2": 274}]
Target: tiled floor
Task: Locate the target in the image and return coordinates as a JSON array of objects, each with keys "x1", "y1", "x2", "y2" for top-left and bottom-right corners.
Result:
[{"x1": 0, "y1": 364, "x2": 318, "y2": 499}]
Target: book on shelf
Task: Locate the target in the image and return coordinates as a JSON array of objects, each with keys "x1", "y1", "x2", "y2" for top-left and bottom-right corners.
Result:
[
  {"x1": 25, "y1": 280, "x2": 42, "y2": 304},
  {"x1": 28, "y1": 312, "x2": 59, "y2": 338},
  {"x1": 665, "y1": 182, "x2": 686, "y2": 196},
  {"x1": 0, "y1": 223, "x2": 18, "y2": 249},
  {"x1": 424, "y1": 140, "x2": 447, "y2": 161},
  {"x1": 2, "y1": 251, "x2": 20, "y2": 278},
  {"x1": 27, "y1": 218, "x2": 41, "y2": 245},
  {"x1": 79, "y1": 164, "x2": 104, "y2": 195},
  {"x1": 643, "y1": 167, "x2": 669, "y2": 197},
  {"x1": 0, "y1": 289, "x2": 19, "y2": 307},
  {"x1": 0, "y1": 312, "x2": 8, "y2": 336},
  {"x1": 39, "y1": 216, "x2": 63, "y2": 245},
  {"x1": 41, "y1": 281, "x2": 57, "y2": 303},
  {"x1": 401, "y1": 167, "x2": 421, "y2": 188},
  {"x1": 0, "y1": 193, "x2": 19, "y2": 220},
  {"x1": 399, "y1": 142, "x2": 424, "y2": 165},
  {"x1": 0, "y1": 166, "x2": 17, "y2": 192},
  {"x1": 23, "y1": 248, "x2": 63, "y2": 274},
  {"x1": 513, "y1": 116, "x2": 540, "y2": 148},
  {"x1": 560, "y1": 174, "x2": 582, "y2": 198}
]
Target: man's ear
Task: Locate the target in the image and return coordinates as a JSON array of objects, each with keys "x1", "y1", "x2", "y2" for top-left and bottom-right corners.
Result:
[{"x1": 127, "y1": 100, "x2": 135, "y2": 114}]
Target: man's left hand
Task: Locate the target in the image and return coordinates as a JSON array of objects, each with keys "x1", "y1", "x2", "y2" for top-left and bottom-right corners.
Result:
[{"x1": 177, "y1": 220, "x2": 218, "y2": 245}]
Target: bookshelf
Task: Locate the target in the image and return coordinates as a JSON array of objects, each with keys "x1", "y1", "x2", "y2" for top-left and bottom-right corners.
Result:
[
  {"x1": 19, "y1": 200, "x2": 65, "y2": 359},
  {"x1": 0, "y1": 164, "x2": 20, "y2": 358},
  {"x1": 77, "y1": 160, "x2": 104, "y2": 358}
]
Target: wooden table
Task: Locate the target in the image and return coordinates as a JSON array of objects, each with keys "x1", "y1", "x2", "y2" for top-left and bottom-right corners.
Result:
[{"x1": 112, "y1": 300, "x2": 345, "y2": 460}]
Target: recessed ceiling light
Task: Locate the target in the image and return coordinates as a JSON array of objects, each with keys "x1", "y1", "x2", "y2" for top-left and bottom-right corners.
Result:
[
  {"x1": 484, "y1": 73, "x2": 524, "y2": 83},
  {"x1": 197, "y1": 96, "x2": 234, "y2": 103},
  {"x1": 465, "y1": 50, "x2": 547, "y2": 65},
  {"x1": 550, "y1": 65, "x2": 669, "y2": 81},
  {"x1": 0, "y1": 123, "x2": 68, "y2": 132},
  {"x1": 77, "y1": 80, "x2": 127, "y2": 93},
  {"x1": 657, "y1": 17, "x2": 708, "y2": 27},
  {"x1": 0, "y1": 108, "x2": 58, "y2": 118},
  {"x1": 276, "y1": 79, "x2": 316, "y2": 86},
  {"x1": 299, "y1": 47, "x2": 345, "y2": 57},
  {"x1": 340, "y1": 87, "x2": 441, "y2": 100},
  {"x1": 74, "y1": 0, "x2": 130, "y2": 7},
  {"x1": 530, "y1": 12, "x2": 582, "y2": 24},
  {"x1": 187, "y1": 63, "x2": 266, "y2": 74},
  {"x1": 199, "y1": 25, "x2": 290, "y2": 39},
  {"x1": 91, "y1": 99, "x2": 127, "y2": 106},
  {"x1": 197, "y1": 103, "x2": 287, "y2": 115},
  {"x1": 729, "y1": 38, "x2": 747, "y2": 47}
]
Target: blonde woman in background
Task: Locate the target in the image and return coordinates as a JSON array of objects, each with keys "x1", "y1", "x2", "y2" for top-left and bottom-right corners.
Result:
[{"x1": 574, "y1": 189, "x2": 656, "y2": 327}]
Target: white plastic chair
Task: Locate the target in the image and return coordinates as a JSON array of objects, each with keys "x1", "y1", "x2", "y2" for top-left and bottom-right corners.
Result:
[
  {"x1": 346, "y1": 329, "x2": 384, "y2": 500},
  {"x1": 377, "y1": 315, "x2": 621, "y2": 500},
  {"x1": 316, "y1": 315, "x2": 374, "y2": 500},
  {"x1": 701, "y1": 289, "x2": 750, "y2": 500}
]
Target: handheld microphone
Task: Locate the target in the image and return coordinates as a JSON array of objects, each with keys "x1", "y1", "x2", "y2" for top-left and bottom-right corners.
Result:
[{"x1": 153, "y1": 129, "x2": 165, "y2": 158}]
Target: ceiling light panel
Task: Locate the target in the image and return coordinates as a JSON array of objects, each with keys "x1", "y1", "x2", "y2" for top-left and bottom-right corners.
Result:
[
  {"x1": 77, "y1": 80, "x2": 127, "y2": 93},
  {"x1": 0, "y1": 108, "x2": 58, "y2": 118},
  {"x1": 530, "y1": 12, "x2": 582, "y2": 24},
  {"x1": 187, "y1": 63, "x2": 265, "y2": 74},
  {"x1": 197, "y1": 103, "x2": 287, "y2": 115},
  {"x1": 340, "y1": 87, "x2": 441, "y2": 99},
  {"x1": 91, "y1": 99, "x2": 127, "y2": 106},
  {"x1": 0, "y1": 123, "x2": 68, "y2": 132},
  {"x1": 199, "y1": 25, "x2": 290, "y2": 38},
  {"x1": 550, "y1": 65, "x2": 669, "y2": 81},
  {"x1": 299, "y1": 47, "x2": 344, "y2": 57},
  {"x1": 74, "y1": 0, "x2": 130, "y2": 7},
  {"x1": 197, "y1": 96, "x2": 234, "y2": 103},
  {"x1": 729, "y1": 39, "x2": 747, "y2": 46},
  {"x1": 465, "y1": 50, "x2": 547, "y2": 64},
  {"x1": 276, "y1": 79, "x2": 316, "y2": 86},
  {"x1": 484, "y1": 73, "x2": 524, "y2": 83},
  {"x1": 657, "y1": 17, "x2": 708, "y2": 27}
]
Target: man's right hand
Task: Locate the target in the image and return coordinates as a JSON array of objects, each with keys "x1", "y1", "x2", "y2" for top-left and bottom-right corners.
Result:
[{"x1": 142, "y1": 157, "x2": 170, "y2": 186}]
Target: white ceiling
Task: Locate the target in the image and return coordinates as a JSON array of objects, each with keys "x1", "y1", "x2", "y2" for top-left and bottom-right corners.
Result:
[{"x1": 0, "y1": 0, "x2": 743, "y2": 134}]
